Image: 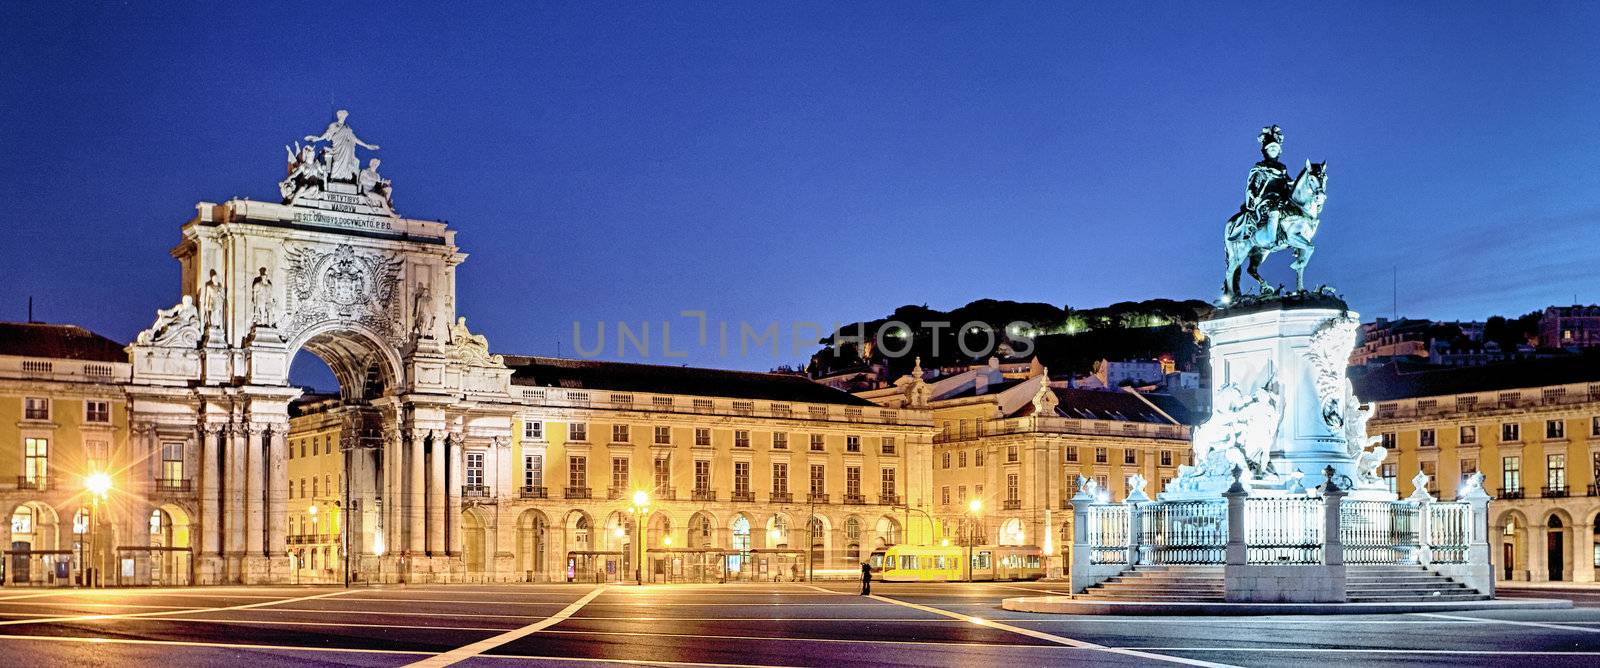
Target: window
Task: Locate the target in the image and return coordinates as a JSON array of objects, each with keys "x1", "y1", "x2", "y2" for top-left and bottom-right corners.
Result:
[
  {"x1": 1094, "y1": 447, "x2": 1107, "y2": 464},
  {"x1": 299, "y1": 479, "x2": 305, "y2": 498},
  {"x1": 569, "y1": 422, "x2": 588, "y2": 442},
  {"x1": 1006, "y1": 473, "x2": 1019, "y2": 502},
  {"x1": 1594, "y1": 452, "x2": 1600, "y2": 486},
  {"x1": 810, "y1": 434, "x2": 825, "y2": 452},
  {"x1": 611, "y1": 457, "x2": 630, "y2": 490},
  {"x1": 846, "y1": 435, "x2": 861, "y2": 453},
  {"x1": 568, "y1": 456, "x2": 587, "y2": 489},
  {"x1": 611, "y1": 424, "x2": 630, "y2": 443},
  {"x1": 1160, "y1": 450, "x2": 1173, "y2": 467},
  {"x1": 1122, "y1": 449, "x2": 1134, "y2": 465},
  {"x1": 1380, "y1": 432, "x2": 1397, "y2": 449},
  {"x1": 846, "y1": 466, "x2": 861, "y2": 497},
  {"x1": 524, "y1": 453, "x2": 544, "y2": 488},
  {"x1": 734, "y1": 461, "x2": 750, "y2": 495},
  {"x1": 300, "y1": 439, "x2": 306, "y2": 458},
  {"x1": 161, "y1": 442, "x2": 184, "y2": 481},
  {"x1": 975, "y1": 448, "x2": 985, "y2": 466},
  {"x1": 880, "y1": 467, "x2": 896, "y2": 498},
  {"x1": 735, "y1": 430, "x2": 751, "y2": 448},
  {"x1": 1460, "y1": 425, "x2": 1477, "y2": 445},
  {"x1": 881, "y1": 437, "x2": 896, "y2": 455},
  {"x1": 1593, "y1": 416, "x2": 1600, "y2": 437},
  {"x1": 1546, "y1": 420, "x2": 1565, "y2": 440},
  {"x1": 1547, "y1": 454, "x2": 1566, "y2": 492},
  {"x1": 695, "y1": 428, "x2": 712, "y2": 446},
  {"x1": 12, "y1": 506, "x2": 33, "y2": 534},
  {"x1": 1419, "y1": 429, "x2": 1436, "y2": 448},
  {"x1": 773, "y1": 432, "x2": 788, "y2": 450},
  {"x1": 84, "y1": 439, "x2": 108, "y2": 471},
  {"x1": 466, "y1": 452, "x2": 485, "y2": 487},
  {"x1": 1459, "y1": 457, "x2": 1477, "y2": 478},
  {"x1": 523, "y1": 420, "x2": 543, "y2": 440},
  {"x1": 958, "y1": 485, "x2": 967, "y2": 503},
  {"x1": 326, "y1": 436, "x2": 334, "y2": 455},
  {"x1": 312, "y1": 478, "x2": 319, "y2": 498},
  {"x1": 1381, "y1": 463, "x2": 1397, "y2": 493},
  {"x1": 772, "y1": 463, "x2": 788, "y2": 493},
  {"x1": 654, "y1": 456, "x2": 672, "y2": 490},
  {"x1": 809, "y1": 464, "x2": 825, "y2": 496},
  {"x1": 1419, "y1": 461, "x2": 1436, "y2": 492},
  {"x1": 1066, "y1": 446, "x2": 1079, "y2": 463},
  {"x1": 73, "y1": 509, "x2": 89, "y2": 535},
  {"x1": 694, "y1": 460, "x2": 711, "y2": 492},
  {"x1": 942, "y1": 452, "x2": 951, "y2": 468},
  {"x1": 942, "y1": 486, "x2": 951, "y2": 505},
  {"x1": 23, "y1": 438, "x2": 48, "y2": 483},
  {"x1": 1501, "y1": 423, "x2": 1519, "y2": 442},
  {"x1": 959, "y1": 451, "x2": 968, "y2": 468},
  {"x1": 975, "y1": 484, "x2": 983, "y2": 497},
  {"x1": 85, "y1": 400, "x2": 110, "y2": 423},
  {"x1": 1502, "y1": 456, "x2": 1521, "y2": 492},
  {"x1": 23, "y1": 397, "x2": 48, "y2": 420},
  {"x1": 654, "y1": 426, "x2": 671, "y2": 445}
]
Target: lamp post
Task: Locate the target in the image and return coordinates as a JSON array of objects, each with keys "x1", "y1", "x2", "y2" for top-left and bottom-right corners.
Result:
[
  {"x1": 630, "y1": 490, "x2": 650, "y2": 585},
  {"x1": 966, "y1": 498, "x2": 982, "y2": 583},
  {"x1": 308, "y1": 504, "x2": 319, "y2": 584},
  {"x1": 84, "y1": 472, "x2": 111, "y2": 588}
]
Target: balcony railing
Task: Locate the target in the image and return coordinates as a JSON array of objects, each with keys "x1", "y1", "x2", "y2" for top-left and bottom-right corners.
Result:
[
  {"x1": 1498, "y1": 487, "x2": 1524, "y2": 500},
  {"x1": 565, "y1": 486, "x2": 592, "y2": 500},
  {"x1": 878, "y1": 494, "x2": 901, "y2": 506},
  {"x1": 520, "y1": 485, "x2": 548, "y2": 499},
  {"x1": 842, "y1": 494, "x2": 866, "y2": 505},
  {"x1": 932, "y1": 415, "x2": 1190, "y2": 444},
  {"x1": 463, "y1": 485, "x2": 493, "y2": 498},
  {"x1": 807, "y1": 493, "x2": 830, "y2": 504},
  {"x1": 154, "y1": 478, "x2": 192, "y2": 493},
  {"x1": 692, "y1": 489, "x2": 717, "y2": 502},
  {"x1": 770, "y1": 492, "x2": 793, "y2": 504},
  {"x1": 655, "y1": 487, "x2": 676, "y2": 502},
  {"x1": 1541, "y1": 485, "x2": 1569, "y2": 498},
  {"x1": 1003, "y1": 499, "x2": 1022, "y2": 510},
  {"x1": 16, "y1": 476, "x2": 48, "y2": 491},
  {"x1": 731, "y1": 490, "x2": 755, "y2": 502},
  {"x1": 608, "y1": 487, "x2": 626, "y2": 500}
]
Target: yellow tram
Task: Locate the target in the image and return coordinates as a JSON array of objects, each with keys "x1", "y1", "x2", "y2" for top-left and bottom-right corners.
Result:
[{"x1": 868, "y1": 544, "x2": 1045, "y2": 582}]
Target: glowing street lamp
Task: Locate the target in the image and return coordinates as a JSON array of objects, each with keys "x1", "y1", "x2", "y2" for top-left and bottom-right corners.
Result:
[
  {"x1": 83, "y1": 473, "x2": 112, "y2": 587},
  {"x1": 966, "y1": 498, "x2": 983, "y2": 582},
  {"x1": 629, "y1": 491, "x2": 650, "y2": 585}
]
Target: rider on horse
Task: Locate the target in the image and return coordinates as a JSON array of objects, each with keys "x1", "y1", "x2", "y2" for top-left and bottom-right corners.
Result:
[{"x1": 1234, "y1": 124, "x2": 1292, "y2": 244}]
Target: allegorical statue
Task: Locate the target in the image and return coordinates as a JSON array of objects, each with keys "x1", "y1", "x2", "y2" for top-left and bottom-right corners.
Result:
[
  {"x1": 359, "y1": 158, "x2": 394, "y2": 211},
  {"x1": 1222, "y1": 124, "x2": 1329, "y2": 300},
  {"x1": 411, "y1": 282, "x2": 435, "y2": 338},
  {"x1": 250, "y1": 267, "x2": 276, "y2": 327},
  {"x1": 199, "y1": 269, "x2": 225, "y2": 332},
  {"x1": 304, "y1": 109, "x2": 379, "y2": 182}
]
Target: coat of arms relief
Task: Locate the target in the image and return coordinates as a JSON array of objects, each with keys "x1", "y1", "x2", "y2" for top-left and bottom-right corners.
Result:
[{"x1": 282, "y1": 243, "x2": 405, "y2": 344}]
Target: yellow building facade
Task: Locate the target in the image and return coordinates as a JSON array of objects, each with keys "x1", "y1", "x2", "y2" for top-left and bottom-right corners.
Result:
[{"x1": 1358, "y1": 360, "x2": 1600, "y2": 583}]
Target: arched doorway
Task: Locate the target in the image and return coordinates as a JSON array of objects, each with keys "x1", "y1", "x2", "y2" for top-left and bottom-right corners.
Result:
[
  {"x1": 1547, "y1": 515, "x2": 1566, "y2": 582},
  {"x1": 873, "y1": 515, "x2": 900, "y2": 548},
  {"x1": 8, "y1": 502, "x2": 59, "y2": 584},
  {"x1": 462, "y1": 507, "x2": 489, "y2": 580},
  {"x1": 149, "y1": 505, "x2": 193, "y2": 586},
  {"x1": 844, "y1": 516, "x2": 863, "y2": 563},
  {"x1": 730, "y1": 515, "x2": 752, "y2": 576},
  {"x1": 516, "y1": 509, "x2": 548, "y2": 582},
  {"x1": 998, "y1": 518, "x2": 1026, "y2": 546},
  {"x1": 808, "y1": 516, "x2": 828, "y2": 573},
  {"x1": 1496, "y1": 511, "x2": 1527, "y2": 581}
]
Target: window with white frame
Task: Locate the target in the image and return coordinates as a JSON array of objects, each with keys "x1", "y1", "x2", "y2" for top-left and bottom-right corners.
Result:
[
  {"x1": 1460, "y1": 425, "x2": 1477, "y2": 444},
  {"x1": 524, "y1": 453, "x2": 543, "y2": 488},
  {"x1": 810, "y1": 434, "x2": 825, "y2": 452},
  {"x1": 846, "y1": 466, "x2": 861, "y2": 497},
  {"x1": 880, "y1": 467, "x2": 896, "y2": 498},
  {"x1": 84, "y1": 439, "x2": 108, "y2": 472},
  {"x1": 695, "y1": 460, "x2": 711, "y2": 492},
  {"x1": 1419, "y1": 429, "x2": 1436, "y2": 448},
  {"x1": 23, "y1": 438, "x2": 47, "y2": 483},
  {"x1": 1381, "y1": 463, "x2": 1397, "y2": 492},
  {"x1": 1501, "y1": 422, "x2": 1520, "y2": 442},
  {"x1": 611, "y1": 424, "x2": 630, "y2": 443},
  {"x1": 846, "y1": 435, "x2": 860, "y2": 453},
  {"x1": 772, "y1": 462, "x2": 788, "y2": 493},
  {"x1": 734, "y1": 461, "x2": 750, "y2": 495},
  {"x1": 612, "y1": 457, "x2": 630, "y2": 490},
  {"x1": 1502, "y1": 456, "x2": 1521, "y2": 492},
  {"x1": 695, "y1": 428, "x2": 712, "y2": 446},
  {"x1": 654, "y1": 426, "x2": 671, "y2": 445},
  {"x1": 1547, "y1": 454, "x2": 1566, "y2": 492},
  {"x1": 524, "y1": 421, "x2": 543, "y2": 440},
  {"x1": 568, "y1": 456, "x2": 587, "y2": 489},
  {"x1": 772, "y1": 432, "x2": 788, "y2": 450},
  {"x1": 809, "y1": 464, "x2": 825, "y2": 496},
  {"x1": 735, "y1": 430, "x2": 750, "y2": 448},
  {"x1": 24, "y1": 397, "x2": 48, "y2": 421},
  {"x1": 881, "y1": 437, "x2": 896, "y2": 455},
  {"x1": 958, "y1": 451, "x2": 968, "y2": 467},
  {"x1": 1546, "y1": 419, "x2": 1565, "y2": 440},
  {"x1": 569, "y1": 422, "x2": 588, "y2": 442},
  {"x1": 1006, "y1": 473, "x2": 1019, "y2": 502},
  {"x1": 466, "y1": 452, "x2": 485, "y2": 487},
  {"x1": 654, "y1": 456, "x2": 671, "y2": 490},
  {"x1": 85, "y1": 400, "x2": 110, "y2": 423},
  {"x1": 1380, "y1": 432, "x2": 1397, "y2": 449},
  {"x1": 162, "y1": 442, "x2": 184, "y2": 481}
]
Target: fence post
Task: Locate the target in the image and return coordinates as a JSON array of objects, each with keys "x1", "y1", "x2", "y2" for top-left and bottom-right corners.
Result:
[
  {"x1": 1223, "y1": 466, "x2": 1247, "y2": 567},
  {"x1": 1321, "y1": 466, "x2": 1345, "y2": 567},
  {"x1": 1126, "y1": 473, "x2": 1152, "y2": 566},
  {"x1": 1457, "y1": 472, "x2": 1494, "y2": 596},
  {"x1": 1403, "y1": 471, "x2": 1433, "y2": 565},
  {"x1": 1069, "y1": 476, "x2": 1095, "y2": 594}
]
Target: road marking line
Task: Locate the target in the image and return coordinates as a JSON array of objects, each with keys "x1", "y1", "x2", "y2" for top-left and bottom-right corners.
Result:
[
  {"x1": 533, "y1": 627, "x2": 1085, "y2": 649},
  {"x1": 1415, "y1": 612, "x2": 1600, "y2": 634},
  {"x1": 1126, "y1": 648, "x2": 1600, "y2": 655},
  {"x1": 866, "y1": 593, "x2": 1240, "y2": 668},
  {"x1": 0, "y1": 588, "x2": 357, "y2": 626},
  {"x1": 405, "y1": 585, "x2": 606, "y2": 668},
  {"x1": 142, "y1": 616, "x2": 513, "y2": 632}
]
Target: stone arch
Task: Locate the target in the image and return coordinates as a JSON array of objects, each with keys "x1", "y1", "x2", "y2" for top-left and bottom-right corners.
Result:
[
  {"x1": 998, "y1": 517, "x2": 1027, "y2": 546},
  {"x1": 1545, "y1": 511, "x2": 1572, "y2": 582},
  {"x1": 460, "y1": 506, "x2": 492, "y2": 579},
  {"x1": 564, "y1": 510, "x2": 594, "y2": 554},
  {"x1": 1495, "y1": 508, "x2": 1530, "y2": 582},
  {"x1": 647, "y1": 511, "x2": 673, "y2": 548},
  {"x1": 287, "y1": 322, "x2": 405, "y2": 402},
  {"x1": 148, "y1": 503, "x2": 193, "y2": 586},
  {"x1": 766, "y1": 513, "x2": 792, "y2": 548},
  {"x1": 729, "y1": 514, "x2": 754, "y2": 575},
  {"x1": 807, "y1": 514, "x2": 831, "y2": 570},
  {"x1": 873, "y1": 515, "x2": 901, "y2": 548},
  {"x1": 842, "y1": 515, "x2": 864, "y2": 563},
  {"x1": 515, "y1": 508, "x2": 549, "y2": 581},
  {"x1": 686, "y1": 511, "x2": 717, "y2": 549}
]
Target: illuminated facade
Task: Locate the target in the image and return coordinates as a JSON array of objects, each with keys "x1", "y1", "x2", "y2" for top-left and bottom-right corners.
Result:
[{"x1": 1357, "y1": 358, "x2": 1600, "y2": 582}]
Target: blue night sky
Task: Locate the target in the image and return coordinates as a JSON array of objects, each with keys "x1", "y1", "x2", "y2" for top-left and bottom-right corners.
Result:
[{"x1": 3, "y1": 2, "x2": 1598, "y2": 386}]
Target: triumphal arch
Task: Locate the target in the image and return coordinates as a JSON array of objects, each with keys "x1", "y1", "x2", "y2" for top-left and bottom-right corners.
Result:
[{"x1": 126, "y1": 111, "x2": 516, "y2": 583}]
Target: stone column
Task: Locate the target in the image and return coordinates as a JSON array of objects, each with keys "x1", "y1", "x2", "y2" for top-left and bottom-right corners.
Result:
[
  {"x1": 1574, "y1": 523, "x2": 1595, "y2": 584},
  {"x1": 226, "y1": 421, "x2": 248, "y2": 562},
  {"x1": 382, "y1": 427, "x2": 399, "y2": 560},
  {"x1": 428, "y1": 433, "x2": 445, "y2": 556},
  {"x1": 200, "y1": 424, "x2": 222, "y2": 561},
  {"x1": 267, "y1": 427, "x2": 288, "y2": 560},
  {"x1": 245, "y1": 423, "x2": 265, "y2": 557},
  {"x1": 1068, "y1": 482, "x2": 1094, "y2": 594},
  {"x1": 446, "y1": 434, "x2": 463, "y2": 556},
  {"x1": 409, "y1": 429, "x2": 427, "y2": 554},
  {"x1": 1530, "y1": 525, "x2": 1549, "y2": 582}
]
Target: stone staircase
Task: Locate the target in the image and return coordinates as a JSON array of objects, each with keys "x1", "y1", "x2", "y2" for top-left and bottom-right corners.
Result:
[
  {"x1": 1077, "y1": 563, "x2": 1488, "y2": 603},
  {"x1": 1344, "y1": 564, "x2": 1490, "y2": 602},
  {"x1": 1078, "y1": 564, "x2": 1225, "y2": 602}
]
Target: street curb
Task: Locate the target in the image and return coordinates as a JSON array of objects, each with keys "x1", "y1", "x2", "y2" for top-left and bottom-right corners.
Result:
[{"x1": 1000, "y1": 595, "x2": 1573, "y2": 616}]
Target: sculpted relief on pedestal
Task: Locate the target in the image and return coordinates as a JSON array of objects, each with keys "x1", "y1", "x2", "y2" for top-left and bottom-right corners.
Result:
[{"x1": 282, "y1": 243, "x2": 405, "y2": 344}]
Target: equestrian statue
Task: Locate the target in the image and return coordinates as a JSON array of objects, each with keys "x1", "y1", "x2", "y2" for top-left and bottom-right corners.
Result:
[{"x1": 1222, "y1": 125, "x2": 1328, "y2": 301}]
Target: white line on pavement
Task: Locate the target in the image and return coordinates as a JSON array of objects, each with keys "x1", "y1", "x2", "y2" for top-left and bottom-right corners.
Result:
[
  {"x1": 865, "y1": 593, "x2": 1241, "y2": 668},
  {"x1": 1126, "y1": 648, "x2": 1600, "y2": 655},
  {"x1": 0, "y1": 588, "x2": 357, "y2": 627},
  {"x1": 406, "y1": 585, "x2": 607, "y2": 668},
  {"x1": 1415, "y1": 612, "x2": 1600, "y2": 634}
]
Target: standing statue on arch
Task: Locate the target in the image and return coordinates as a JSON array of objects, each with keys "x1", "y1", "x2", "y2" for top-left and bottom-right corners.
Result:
[{"x1": 1222, "y1": 125, "x2": 1329, "y2": 301}]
